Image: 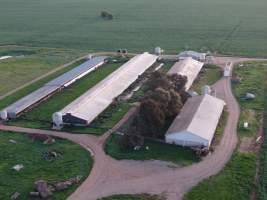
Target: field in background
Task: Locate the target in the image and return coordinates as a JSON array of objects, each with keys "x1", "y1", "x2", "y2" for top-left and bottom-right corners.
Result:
[
  {"x1": 0, "y1": 46, "x2": 85, "y2": 96},
  {"x1": 0, "y1": 0, "x2": 267, "y2": 56},
  {"x1": 0, "y1": 131, "x2": 92, "y2": 200}
]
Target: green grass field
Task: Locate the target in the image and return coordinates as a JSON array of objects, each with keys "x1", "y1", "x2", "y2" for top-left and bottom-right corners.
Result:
[
  {"x1": 232, "y1": 61, "x2": 267, "y2": 137},
  {"x1": 191, "y1": 64, "x2": 222, "y2": 93},
  {"x1": 100, "y1": 194, "x2": 164, "y2": 200},
  {"x1": 0, "y1": 46, "x2": 85, "y2": 96},
  {"x1": 105, "y1": 134, "x2": 199, "y2": 166},
  {"x1": 184, "y1": 153, "x2": 256, "y2": 200},
  {"x1": 0, "y1": 0, "x2": 267, "y2": 57},
  {"x1": 258, "y1": 95, "x2": 267, "y2": 200},
  {"x1": 0, "y1": 131, "x2": 92, "y2": 200},
  {"x1": 0, "y1": 58, "x2": 86, "y2": 111}
]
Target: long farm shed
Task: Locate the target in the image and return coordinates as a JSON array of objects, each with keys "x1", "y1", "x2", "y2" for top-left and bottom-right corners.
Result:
[
  {"x1": 0, "y1": 56, "x2": 108, "y2": 120},
  {"x1": 53, "y1": 52, "x2": 158, "y2": 127},
  {"x1": 165, "y1": 94, "x2": 225, "y2": 148},
  {"x1": 168, "y1": 57, "x2": 204, "y2": 91}
]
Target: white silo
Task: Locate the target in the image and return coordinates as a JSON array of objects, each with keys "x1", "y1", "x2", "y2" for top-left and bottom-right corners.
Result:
[
  {"x1": 154, "y1": 47, "x2": 162, "y2": 55},
  {"x1": 52, "y1": 112, "x2": 63, "y2": 128},
  {"x1": 0, "y1": 110, "x2": 8, "y2": 121},
  {"x1": 202, "y1": 85, "x2": 211, "y2": 95},
  {"x1": 86, "y1": 54, "x2": 93, "y2": 60}
]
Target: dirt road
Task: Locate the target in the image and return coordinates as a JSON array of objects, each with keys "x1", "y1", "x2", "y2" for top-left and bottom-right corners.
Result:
[{"x1": 0, "y1": 56, "x2": 265, "y2": 200}]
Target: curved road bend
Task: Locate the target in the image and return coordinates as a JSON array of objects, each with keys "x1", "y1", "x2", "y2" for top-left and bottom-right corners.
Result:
[{"x1": 0, "y1": 57, "x2": 265, "y2": 200}]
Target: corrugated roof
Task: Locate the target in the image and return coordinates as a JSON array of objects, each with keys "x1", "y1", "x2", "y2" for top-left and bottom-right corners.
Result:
[
  {"x1": 2, "y1": 56, "x2": 108, "y2": 118},
  {"x1": 166, "y1": 94, "x2": 225, "y2": 144},
  {"x1": 167, "y1": 57, "x2": 204, "y2": 91},
  {"x1": 178, "y1": 51, "x2": 206, "y2": 61},
  {"x1": 58, "y1": 52, "x2": 158, "y2": 125},
  {"x1": 46, "y1": 56, "x2": 108, "y2": 86}
]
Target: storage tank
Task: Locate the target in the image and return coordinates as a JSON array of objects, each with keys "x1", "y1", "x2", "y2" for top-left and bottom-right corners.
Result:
[
  {"x1": 154, "y1": 47, "x2": 162, "y2": 55},
  {"x1": 202, "y1": 85, "x2": 211, "y2": 95},
  {"x1": 0, "y1": 110, "x2": 8, "y2": 121},
  {"x1": 52, "y1": 112, "x2": 63, "y2": 127},
  {"x1": 86, "y1": 54, "x2": 93, "y2": 60}
]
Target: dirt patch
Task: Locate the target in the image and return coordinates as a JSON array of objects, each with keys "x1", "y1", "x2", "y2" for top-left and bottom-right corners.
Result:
[
  {"x1": 241, "y1": 114, "x2": 264, "y2": 200},
  {"x1": 239, "y1": 113, "x2": 263, "y2": 154},
  {"x1": 244, "y1": 109, "x2": 256, "y2": 122},
  {"x1": 239, "y1": 137, "x2": 256, "y2": 153}
]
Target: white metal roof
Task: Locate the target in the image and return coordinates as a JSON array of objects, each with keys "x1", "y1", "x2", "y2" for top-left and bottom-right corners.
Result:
[
  {"x1": 167, "y1": 57, "x2": 204, "y2": 91},
  {"x1": 2, "y1": 56, "x2": 107, "y2": 118},
  {"x1": 166, "y1": 94, "x2": 225, "y2": 146},
  {"x1": 0, "y1": 56, "x2": 12, "y2": 61},
  {"x1": 178, "y1": 51, "x2": 206, "y2": 61},
  {"x1": 58, "y1": 52, "x2": 158, "y2": 125}
]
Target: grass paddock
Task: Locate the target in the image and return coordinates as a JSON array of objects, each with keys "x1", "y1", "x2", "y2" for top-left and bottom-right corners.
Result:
[{"x1": 0, "y1": 131, "x2": 92, "y2": 200}]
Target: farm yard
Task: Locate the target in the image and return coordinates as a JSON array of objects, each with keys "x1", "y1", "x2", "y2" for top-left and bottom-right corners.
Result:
[
  {"x1": 2, "y1": 53, "x2": 176, "y2": 135},
  {"x1": 1, "y1": 0, "x2": 267, "y2": 197},
  {"x1": 0, "y1": 0, "x2": 267, "y2": 57},
  {"x1": 0, "y1": 131, "x2": 92, "y2": 200},
  {"x1": 0, "y1": 46, "x2": 264, "y2": 200}
]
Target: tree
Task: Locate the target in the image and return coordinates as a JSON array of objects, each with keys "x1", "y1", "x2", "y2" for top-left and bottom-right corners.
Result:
[
  {"x1": 100, "y1": 11, "x2": 113, "y2": 20},
  {"x1": 169, "y1": 74, "x2": 188, "y2": 92},
  {"x1": 145, "y1": 87, "x2": 171, "y2": 113},
  {"x1": 119, "y1": 134, "x2": 144, "y2": 149},
  {"x1": 166, "y1": 89, "x2": 183, "y2": 118},
  {"x1": 127, "y1": 71, "x2": 188, "y2": 139},
  {"x1": 146, "y1": 71, "x2": 171, "y2": 91},
  {"x1": 139, "y1": 99, "x2": 166, "y2": 138}
]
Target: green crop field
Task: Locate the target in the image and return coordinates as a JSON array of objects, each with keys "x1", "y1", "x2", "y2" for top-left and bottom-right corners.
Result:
[
  {"x1": 0, "y1": 47, "x2": 85, "y2": 96},
  {"x1": 0, "y1": 0, "x2": 267, "y2": 56},
  {"x1": 0, "y1": 131, "x2": 92, "y2": 200}
]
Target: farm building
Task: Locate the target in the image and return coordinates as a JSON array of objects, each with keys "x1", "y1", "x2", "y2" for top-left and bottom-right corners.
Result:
[
  {"x1": 165, "y1": 94, "x2": 225, "y2": 148},
  {"x1": 0, "y1": 56, "x2": 108, "y2": 120},
  {"x1": 0, "y1": 56, "x2": 12, "y2": 61},
  {"x1": 53, "y1": 52, "x2": 158, "y2": 128},
  {"x1": 178, "y1": 51, "x2": 206, "y2": 62},
  {"x1": 167, "y1": 57, "x2": 204, "y2": 91}
]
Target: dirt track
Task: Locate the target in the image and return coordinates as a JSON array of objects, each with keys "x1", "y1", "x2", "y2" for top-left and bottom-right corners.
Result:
[{"x1": 0, "y1": 56, "x2": 266, "y2": 200}]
